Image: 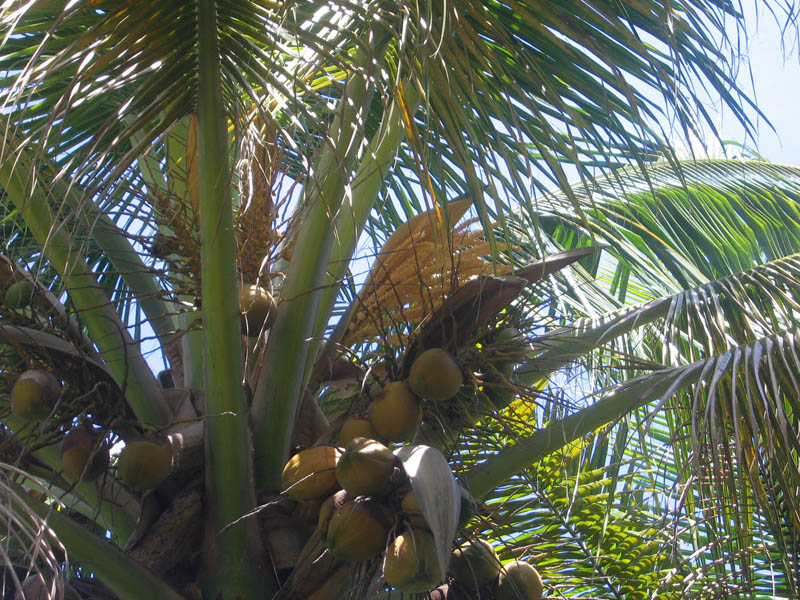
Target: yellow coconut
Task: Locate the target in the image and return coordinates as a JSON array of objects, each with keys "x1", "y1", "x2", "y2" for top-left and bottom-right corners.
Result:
[
  {"x1": 5, "y1": 280, "x2": 34, "y2": 310},
  {"x1": 408, "y1": 348, "x2": 463, "y2": 402},
  {"x1": 239, "y1": 284, "x2": 277, "y2": 336},
  {"x1": 449, "y1": 539, "x2": 501, "y2": 589},
  {"x1": 370, "y1": 381, "x2": 422, "y2": 442},
  {"x1": 400, "y1": 490, "x2": 429, "y2": 530},
  {"x1": 338, "y1": 417, "x2": 379, "y2": 447},
  {"x1": 335, "y1": 437, "x2": 395, "y2": 497},
  {"x1": 496, "y1": 561, "x2": 543, "y2": 600},
  {"x1": 326, "y1": 499, "x2": 393, "y2": 562},
  {"x1": 11, "y1": 369, "x2": 61, "y2": 421},
  {"x1": 61, "y1": 426, "x2": 109, "y2": 482},
  {"x1": 282, "y1": 445, "x2": 342, "y2": 501},
  {"x1": 118, "y1": 437, "x2": 173, "y2": 491},
  {"x1": 384, "y1": 528, "x2": 441, "y2": 593}
]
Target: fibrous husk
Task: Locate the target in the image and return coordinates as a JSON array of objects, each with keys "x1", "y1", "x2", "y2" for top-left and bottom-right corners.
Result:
[
  {"x1": 449, "y1": 540, "x2": 501, "y2": 590},
  {"x1": 282, "y1": 445, "x2": 342, "y2": 501},
  {"x1": 496, "y1": 561, "x2": 543, "y2": 600},
  {"x1": 383, "y1": 528, "x2": 441, "y2": 593},
  {"x1": 118, "y1": 436, "x2": 173, "y2": 491},
  {"x1": 335, "y1": 437, "x2": 395, "y2": 497},
  {"x1": 61, "y1": 425, "x2": 109, "y2": 482},
  {"x1": 239, "y1": 284, "x2": 277, "y2": 336},
  {"x1": 408, "y1": 349, "x2": 463, "y2": 402},
  {"x1": 339, "y1": 417, "x2": 379, "y2": 447},
  {"x1": 370, "y1": 381, "x2": 422, "y2": 442},
  {"x1": 326, "y1": 498, "x2": 393, "y2": 562},
  {"x1": 11, "y1": 369, "x2": 61, "y2": 421}
]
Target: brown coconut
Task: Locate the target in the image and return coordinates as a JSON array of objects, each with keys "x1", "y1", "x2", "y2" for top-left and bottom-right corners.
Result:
[
  {"x1": 496, "y1": 561, "x2": 543, "y2": 600},
  {"x1": 317, "y1": 489, "x2": 352, "y2": 543},
  {"x1": 383, "y1": 528, "x2": 441, "y2": 593},
  {"x1": 338, "y1": 417, "x2": 379, "y2": 447},
  {"x1": 335, "y1": 437, "x2": 395, "y2": 497},
  {"x1": 408, "y1": 348, "x2": 463, "y2": 402},
  {"x1": 326, "y1": 498, "x2": 393, "y2": 562},
  {"x1": 61, "y1": 426, "x2": 109, "y2": 482},
  {"x1": 11, "y1": 369, "x2": 61, "y2": 421},
  {"x1": 449, "y1": 539, "x2": 502, "y2": 589},
  {"x1": 370, "y1": 381, "x2": 422, "y2": 442},
  {"x1": 282, "y1": 445, "x2": 342, "y2": 501},
  {"x1": 239, "y1": 284, "x2": 277, "y2": 336},
  {"x1": 118, "y1": 436, "x2": 173, "y2": 491}
]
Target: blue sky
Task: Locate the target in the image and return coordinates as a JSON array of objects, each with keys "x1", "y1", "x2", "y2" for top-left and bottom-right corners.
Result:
[{"x1": 717, "y1": 4, "x2": 800, "y2": 166}]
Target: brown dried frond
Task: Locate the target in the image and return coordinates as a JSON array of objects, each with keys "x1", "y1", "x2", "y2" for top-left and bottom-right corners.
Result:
[{"x1": 344, "y1": 203, "x2": 514, "y2": 344}]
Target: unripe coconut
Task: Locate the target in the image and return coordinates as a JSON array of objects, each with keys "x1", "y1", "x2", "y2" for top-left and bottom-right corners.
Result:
[
  {"x1": 408, "y1": 348, "x2": 463, "y2": 402},
  {"x1": 326, "y1": 498, "x2": 393, "y2": 562},
  {"x1": 449, "y1": 539, "x2": 501, "y2": 589},
  {"x1": 496, "y1": 561, "x2": 543, "y2": 600},
  {"x1": 239, "y1": 284, "x2": 277, "y2": 336},
  {"x1": 317, "y1": 489, "x2": 352, "y2": 543},
  {"x1": 336, "y1": 437, "x2": 395, "y2": 497},
  {"x1": 370, "y1": 381, "x2": 422, "y2": 442},
  {"x1": 282, "y1": 445, "x2": 342, "y2": 501},
  {"x1": 400, "y1": 490, "x2": 428, "y2": 529},
  {"x1": 339, "y1": 417, "x2": 379, "y2": 447},
  {"x1": 118, "y1": 436, "x2": 173, "y2": 491},
  {"x1": 61, "y1": 426, "x2": 109, "y2": 482},
  {"x1": 5, "y1": 280, "x2": 34, "y2": 310},
  {"x1": 384, "y1": 528, "x2": 441, "y2": 593},
  {"x1": 11, "y1": 369, "x2": 61, "y2": 421},
  {"x1": 456, "y1": 484, "x2": 477, "y2": 530}
]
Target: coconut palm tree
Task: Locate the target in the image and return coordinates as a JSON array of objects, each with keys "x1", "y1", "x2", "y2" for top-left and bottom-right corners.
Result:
[{"x1": 0, "y1": 1, "x2": 799, "y2": 599}]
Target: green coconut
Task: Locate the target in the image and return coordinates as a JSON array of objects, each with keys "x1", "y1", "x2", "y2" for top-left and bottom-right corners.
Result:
[
  {"x1": 383, "y1": 528, "x2": 441, "y2": 593},
  {"x1": 5, "y1": 280, "x2": 34, "y2": 310},
  {"x1": 449, "y1": 539, "x2": 502, "y2": 589},
  {"x1": 11, "y1": 369, "x2": 61, "y2": 421},
  {"x1": 326, "y1": 498, "x2": 393, "y2": 562},
  {"x1": 456, "y1": 483, "x2": 477, "y2": 530},
  {"x1": 370, "y1": 381, "x2": 422, "y2": 442},
  {"x1": 61, "y1": 426, "x2": 109, "y2": 482},
  {"x1": 282, "y1": 445, "x2": 342, "y2": 501},
  {"x1": 408, "y1": 348, "x2": 463, "y2": 402},
  {"x1": 338, "y1": 417, "x2": 380, "y2": 447},
  {"x1": 335, "y1": 437, "x2": 395, "y2": 497},
  {"x1": 239, "y1": 284, "x2": 277, "y2": 336},
  {"x1": 118, "y1": 437, "x2": 173, "y2": 491},
  {"x1": 496, "y1": 561, "x2": 543, "y2": 600}
]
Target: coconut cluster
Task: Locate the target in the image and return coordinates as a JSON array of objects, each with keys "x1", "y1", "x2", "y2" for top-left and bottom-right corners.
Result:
[
  {"x1": 280, "y1": 435, "x2": 468, "y2": 594},
  {"x1": 448, "y1": 539, "x2": 544, "y2": 599}
]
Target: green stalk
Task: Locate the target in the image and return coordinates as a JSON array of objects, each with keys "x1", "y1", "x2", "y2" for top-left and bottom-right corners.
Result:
[
  {"x1": 0, "y1": 131, "x2": 170, "y2": 427},
  {"x1": 55, "y1": 181, "x2": 178, "y2": 345},
  {"x1": 464, "y1": 361, "x2": 704, "y2": 499},
  {"x1": 195, "y1": 1, "x2": 268, "y2": 596},
  {"x1": 306, "y1": 83, "x2": 421, "y2": 372},
  {"x1": 251, "y1": 33, "x2": 389, "y2": 490},
  {"x1": 15, "y1": 485, "x2": 183, "y2": 600}
]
